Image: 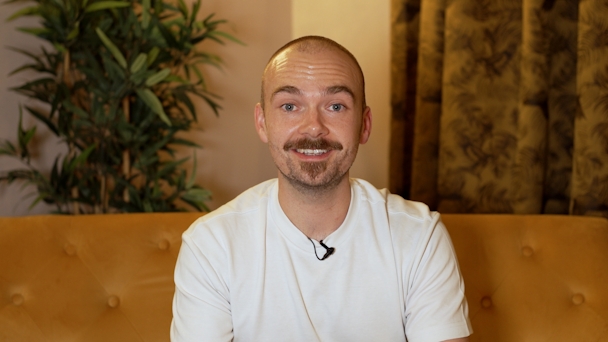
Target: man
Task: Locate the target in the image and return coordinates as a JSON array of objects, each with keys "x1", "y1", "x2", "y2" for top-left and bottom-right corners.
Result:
[{"x1": 171, "y1": 36, "x2": 472, "y2": 342}]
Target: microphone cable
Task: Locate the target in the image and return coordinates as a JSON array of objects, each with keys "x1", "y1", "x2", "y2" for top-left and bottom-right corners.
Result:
[{"x1": 308, "y1": 237, "x2": 335, "y2": 261}]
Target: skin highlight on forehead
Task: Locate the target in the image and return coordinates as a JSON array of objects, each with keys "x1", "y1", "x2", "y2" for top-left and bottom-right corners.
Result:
[{"x1": 260, "y1": 36, "x2": 366, "y2": 110}]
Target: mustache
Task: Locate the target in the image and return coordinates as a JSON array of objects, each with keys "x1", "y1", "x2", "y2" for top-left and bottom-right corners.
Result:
[{"x1": 283, "y1": 138, "x2": 343, "y2": 151}]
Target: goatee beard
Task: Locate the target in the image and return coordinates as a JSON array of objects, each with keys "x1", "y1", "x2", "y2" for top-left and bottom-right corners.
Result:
[
  {"x1": 280, "y1": 137, "x2": 347, "y2": 194},
  {"x1": 279, "y1": 165, "x2": 346, "y2": 195},
  {"x1": 283, "y1": 137, "x2": 343, "y2": 180}
]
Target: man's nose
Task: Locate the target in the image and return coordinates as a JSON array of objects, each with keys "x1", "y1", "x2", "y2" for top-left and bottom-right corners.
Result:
[{"x1": 299, "y1": 107, "x2": 329, "y2": 137}]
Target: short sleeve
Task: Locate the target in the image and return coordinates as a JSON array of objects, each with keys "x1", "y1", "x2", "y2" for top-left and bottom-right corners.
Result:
[
  {"x1": 404, "y1": 213, "x2": 472, "y2": 342},
  {"x1": 171, "y1": 232, "x2": 233, "y2": 342}
]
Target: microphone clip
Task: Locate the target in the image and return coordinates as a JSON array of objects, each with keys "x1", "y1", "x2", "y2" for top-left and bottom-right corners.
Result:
[{"x1": 308, "y1": 238, "x2": 335, "y2": 261}]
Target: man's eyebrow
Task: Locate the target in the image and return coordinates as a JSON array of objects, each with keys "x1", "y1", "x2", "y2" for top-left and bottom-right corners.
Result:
[
  {"x1": 271, "y1": 86, "x2": 301, "y2": 101},
  {"x1": 324, "y1": 85, "x2": 355, "y2": 99}
]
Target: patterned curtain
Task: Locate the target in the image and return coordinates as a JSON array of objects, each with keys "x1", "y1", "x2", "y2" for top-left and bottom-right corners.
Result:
[{"x1": 390, "y1": 0, "x2": 608, "y2": 216}]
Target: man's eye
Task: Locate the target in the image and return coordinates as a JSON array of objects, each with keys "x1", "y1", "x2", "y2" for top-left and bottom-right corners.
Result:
[
  {"x1": 330, "y1": 104, "x2": 344, "y2": 111},
  {"x1": 282, "y1": 104, "x2": 296, "y2": 111}
]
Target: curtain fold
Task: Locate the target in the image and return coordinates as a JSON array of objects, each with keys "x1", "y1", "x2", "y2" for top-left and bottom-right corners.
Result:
[{"x1": 390, "y1": 0, "x2": 608, "y2": 216}]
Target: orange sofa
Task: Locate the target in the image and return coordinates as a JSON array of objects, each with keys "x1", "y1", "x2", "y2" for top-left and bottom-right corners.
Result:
[{"x1": 1, "y1": 213, "x2": 607, "y2": 341}]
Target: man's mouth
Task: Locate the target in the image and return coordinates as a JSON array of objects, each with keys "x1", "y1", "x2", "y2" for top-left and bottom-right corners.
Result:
[
  {"x1": 284, "y1": 138, "x2": 343, "y2": 154},
  {"x1": 296, "y1": 149, "x2": 328, "y2": 156}
]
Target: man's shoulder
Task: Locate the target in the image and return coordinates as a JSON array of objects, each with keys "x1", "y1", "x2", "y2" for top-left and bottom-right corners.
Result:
[
  {"x1": 352, "y1": 178, "x2": 436, "y2": 223},
  {"x1": 183, "y1": 179, "x2": 276, "y2": 240},
  {"x1": 352, "y1": 178, "x2": 444, "y2": 264},
  {"x1": 211, "y1": 178, "x2": 276, "y2": 217}
]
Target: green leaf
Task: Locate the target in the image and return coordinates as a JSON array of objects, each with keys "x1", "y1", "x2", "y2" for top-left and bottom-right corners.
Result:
[
  {"x1": 101, "y1": 53, "x2": 126, "y2": 81},
  {"x1": 192, "y1": 51, "x2": 223, "y2": 68},
  {"x1": 173, "y1": 90, "x2": 196, "y2": 119},
  {"x1": 17, "y1": 108, "x2": 36, "y2": 159},
  {"x1": 6, "y1": 46, "x2": 42, "y2": 63},
  {"x1": 192, "y1": 90, "x2": 222, "y2": 116},
  {"x1": 62, "y1": 100, "x2": 89, "y2": 118},
  {"x1": 25, "y1": 106, "x2": 58, "y2": 135},
  {"x1": 85, "y1": 1, "x2": 130, "y2": 12},
  {"x1": 165, "y1": 75, "x2": 188, "y2": 84},
  {"x1": 53, "y1": 43, "x2": 67, "y2": 53},
  {"x1": 142, "y1": 199, "x2": 153, "y2": 212},
  {"x1": 9, "y1": 64, "x2": 44, "y2": 76},
  {"x1": 208, "y1": 30, "x2": 245, "y2": 45},
  {"x1": 17, "y1": 27, "x2": 51, "y2": 36},
  {"x1": 6, "y1": 6, "x2": 39, "y2": 22},
  {"x1": 95, "y1": 27, "x2": 127, "y2": 69},
  {"x1": 130, "y1": 53, "x2": 148, "y2": 73},
  {"x1": 177, "y1": 0, "x2": 188, "y2": 17},
  {"x1": 28, "y1": 195, "x2": 44, "y2": 210},
  {"x1": 139, "y1": 134, "x2": 171, "y2": 160},
  {"x1": 180, "y1": 187, "x2": 211, "y2": 211},
  {"x1": 201, "y1": 13, "x2": 216, "y2": 24},
  {"x1": 190, "y1": 64, "x2": 205, "y2": 84},
  {"x1": 145, "y1": 68, "x2": 171, "y2": 86},
  {"x1": 0, "y1": 141, "x2": 18, "y2": 156},
  {"x1": 187, "y1": 151, "x2": 197, "y2": 188},
  {"x1": 68, "y1": 144, "x2": 95, "y2": 170},
  {"x1": 190, "y1": 0, "x2": 201, "y2": 25},
  {"x1": 163, "y1": 16, "x2": 186, "y2": 28},
  {"x1": 146, "y1": 46, "x2": 160, "y2": 66},
  {"x1": 156, "y1": 21, "x2": 178, "y2": 48},
  {"x1": 172, "y1": 138, "x2": 200, "y2": 148},
  {"x1": 157, "y1": 157, "x2": 187, "y2": 178},
  {"x1": 66, "y1": 23, "x2": 79, "y2": 40},
  {"x1": 135, "y1": 88, "x2": 171, "y2": 126},
  {"x1": 142, "y1": 0, "x2": 150, "y2": 29}
]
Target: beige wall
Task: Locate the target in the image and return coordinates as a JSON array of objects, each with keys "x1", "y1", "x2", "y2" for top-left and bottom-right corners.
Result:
[{"x1": 0, "y1": 0, "x2": 390, "y2": 216}]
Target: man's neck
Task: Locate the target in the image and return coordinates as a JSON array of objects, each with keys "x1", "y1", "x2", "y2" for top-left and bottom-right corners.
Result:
[{"x1": 277, "y1": 174, "x2": 352, "y2": 241}]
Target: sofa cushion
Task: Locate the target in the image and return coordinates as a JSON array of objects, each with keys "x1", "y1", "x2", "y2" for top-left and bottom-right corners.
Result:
[
  {"x1": 0, "y1": 212, "x2": 202, "y2": 342},
  {"x1": 443, "y1": 214, "x2": 608, "y2": 342}
]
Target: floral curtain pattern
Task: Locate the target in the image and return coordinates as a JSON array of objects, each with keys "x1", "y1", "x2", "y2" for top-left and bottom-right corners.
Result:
[{"x1": 390, "y1": 0, "x2": 608, "y2": 216}]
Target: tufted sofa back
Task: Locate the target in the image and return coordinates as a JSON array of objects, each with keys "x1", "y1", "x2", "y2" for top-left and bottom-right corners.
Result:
[
  {"x1": 442, "y1": 214, "x2": 608, "y2": 342},
  {"x1": 1, "y1": 213, "x2": 607, "y2": 341},
  {"x1": 0, "y1": 212, "x2": 203, "y2": 342}
]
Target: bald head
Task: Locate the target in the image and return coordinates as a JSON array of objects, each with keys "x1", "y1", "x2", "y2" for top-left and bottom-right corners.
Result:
[{"x1": 260, "y1": 36, "x2": 366, "y2": 110}]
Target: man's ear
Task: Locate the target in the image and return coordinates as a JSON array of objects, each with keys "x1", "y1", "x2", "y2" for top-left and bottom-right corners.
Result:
[
  {"x1": 359, "y1": 106, "x2": 372, "y2": 144},
  {"x1": 254, "y1": 103, "x2": 269, "y2": 143}
]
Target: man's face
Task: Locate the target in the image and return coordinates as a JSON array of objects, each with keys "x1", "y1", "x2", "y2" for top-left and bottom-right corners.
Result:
[{"x1": 254, "y1": 47, "x2": 372, "y2": 191}]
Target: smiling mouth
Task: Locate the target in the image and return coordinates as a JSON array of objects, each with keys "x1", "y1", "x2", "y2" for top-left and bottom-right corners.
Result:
[
  {"x1": 296, "y1": 149, "x2": 328, "y2": 156},
  {"x1": 284, "y1": 138, "x2": 343, "y2": 155}
]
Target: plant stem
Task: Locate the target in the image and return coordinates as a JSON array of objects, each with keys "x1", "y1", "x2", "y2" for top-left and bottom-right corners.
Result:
[
  {"x1": 64, "y1": 50, "x2": 80, "y2": 215},
  {"x1": 122, "y1": 96, "x2": 130, "y2": 203},
  {"x1": 96, "y1": 171, "x2": 105, "y2": 214},
  {"x1": 63, "y1": 50, "x2": 72, "y2": 88}
]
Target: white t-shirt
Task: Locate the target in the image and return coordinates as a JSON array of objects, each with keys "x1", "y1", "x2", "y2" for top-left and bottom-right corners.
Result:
[{"x1": 171, "y1": 178, "x2": 472, "y2": 342}]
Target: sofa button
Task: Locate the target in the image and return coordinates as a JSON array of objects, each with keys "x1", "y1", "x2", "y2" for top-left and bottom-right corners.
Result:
[
  {"x1": 572, "y1": 294, "x2": 585, "y2": 305},
  {"x1": 481, "y1": 296, "x2": 492, "y2": 308},
  {"x1": 158, "y1": 239, "x2": 170, "y2": 251},
  {"x1": 107, "y1": 295, "x2": 120, "y2": 308},
  {"x1": 12, "y1": 294, "x2": 24, "y2": 306},
  {"x1": 64, "y1": 244, "x2": 76, "y2": 256},
  {"x1": 521, "y1": 246, "x2": 533, "y2": 257}
]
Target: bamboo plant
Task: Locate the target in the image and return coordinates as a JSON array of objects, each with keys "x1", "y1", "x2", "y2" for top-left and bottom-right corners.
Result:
[{"x1": 0, "y1": 0, "x2": 238, "y2": 214}]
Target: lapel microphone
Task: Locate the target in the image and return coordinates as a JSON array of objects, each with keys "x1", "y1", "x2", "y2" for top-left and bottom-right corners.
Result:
[{"x1": 308, "y1": 238, "x2": 335, "y2": 261}]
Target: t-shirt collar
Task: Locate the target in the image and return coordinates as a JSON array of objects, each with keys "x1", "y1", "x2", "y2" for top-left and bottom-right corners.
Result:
[{"x1": 269, "y1": 178, "x2": 358, "y2": 252}]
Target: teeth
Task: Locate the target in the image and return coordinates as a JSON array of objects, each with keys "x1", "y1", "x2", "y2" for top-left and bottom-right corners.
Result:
[{"x1": 297, "y1": 149, "x2": 327, "y2": 156}]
